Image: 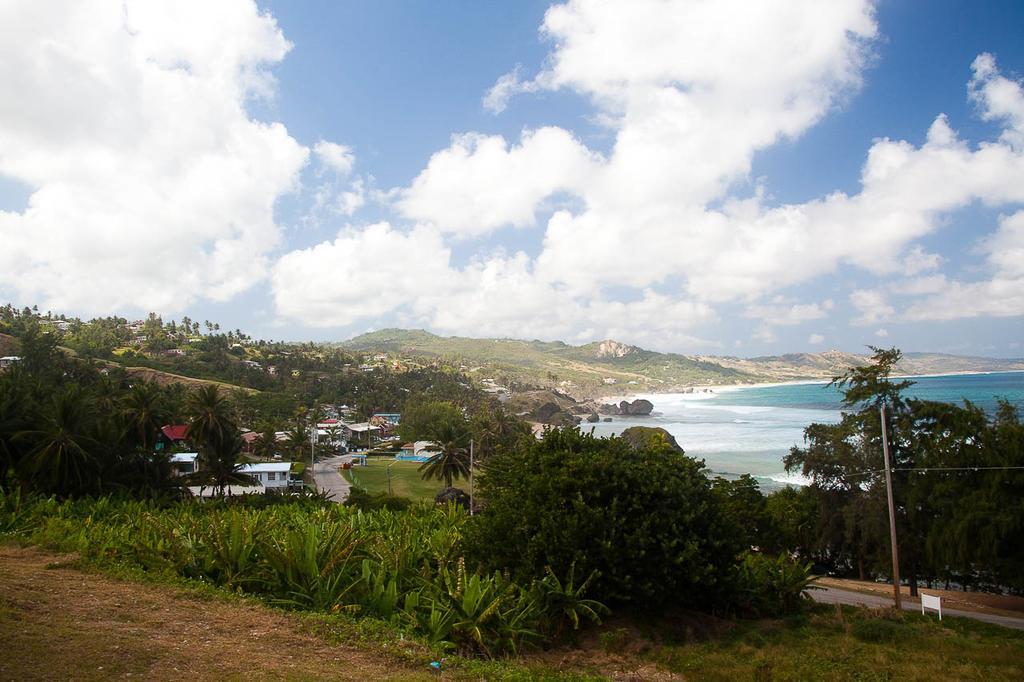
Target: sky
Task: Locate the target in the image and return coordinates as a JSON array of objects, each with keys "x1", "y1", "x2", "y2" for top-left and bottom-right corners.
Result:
[{"x1": 1, "y1": 0, "x2": 1023, "y2": 357}]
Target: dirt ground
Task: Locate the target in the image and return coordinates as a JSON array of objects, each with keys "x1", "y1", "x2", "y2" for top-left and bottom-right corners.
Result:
[
  {"x1": 0, "y1": 545, "x2": 430, "y2": 681},
  {"x1": 816, "y1": 576, "x2": 1024, "y2": 617}
]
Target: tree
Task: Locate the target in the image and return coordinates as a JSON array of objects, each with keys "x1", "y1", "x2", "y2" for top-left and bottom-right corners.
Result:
[
  {"x1": 396, "y1": 400, "x2": 465, "y2": 443},
  {"x1": 184, "y1": 385, "x2": 250, "y2": 495},
  {"x1": 121, "y1": 381, "x2": 168, "y2": 451},
  {"x1": 418, "y1": 417, "x2": 472, "y2": 488},
  {"x1": 18, "y1": 385, "x2": 100, "y2": 496},
  {"x1": 465, "y1": 428, "x2": 740, "y2": 611},
  {"x1": 185, "y1": 385, "x2": 236, "y2": 453}
]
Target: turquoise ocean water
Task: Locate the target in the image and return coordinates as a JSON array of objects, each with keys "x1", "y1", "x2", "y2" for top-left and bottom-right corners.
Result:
[{"x1": 585, "y1": 371, "x2": 1024, "y2": 490}]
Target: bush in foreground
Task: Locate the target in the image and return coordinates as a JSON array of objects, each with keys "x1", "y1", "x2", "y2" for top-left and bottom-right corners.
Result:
[{"x1": 464, "y1": 428, "x2": 741, "y2": 611}]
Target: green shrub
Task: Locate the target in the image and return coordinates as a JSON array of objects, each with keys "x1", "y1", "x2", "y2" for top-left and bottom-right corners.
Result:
[
  {"x1": 734, "y1": 552, "x2": 817, "y2": 617},
  {"x1": 464, "y1": 428, "x2": 740, "y2": 611}
]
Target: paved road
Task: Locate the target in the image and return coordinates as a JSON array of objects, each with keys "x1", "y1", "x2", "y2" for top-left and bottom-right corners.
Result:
[
  {"x1": 311, "y1": 454, "x2": 353, "y2": 502},
  {"x1": 812, "y1": 586, "x2": 1024, "y2": 630}
]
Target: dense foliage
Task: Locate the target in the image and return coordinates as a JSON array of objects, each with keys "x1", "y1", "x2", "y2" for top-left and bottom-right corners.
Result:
[
  {"x1": 465, "y1": 427, "x2": 742, "y2": 611},
  {"x1": 784, "y1": 348, "x2": 1024, "y2": 593},
  {"x1": 0, "y1": 492, "x2": 605, "y2": 656}
]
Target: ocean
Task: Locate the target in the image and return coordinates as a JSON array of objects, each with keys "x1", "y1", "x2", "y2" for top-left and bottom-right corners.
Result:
[{"x1": 585, "y1": 371, "x2": 1024, "y2": 491}]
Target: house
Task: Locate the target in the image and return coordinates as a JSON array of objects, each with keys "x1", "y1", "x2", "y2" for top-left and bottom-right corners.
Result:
[
  {"x1": 242, "y1": 359, "x2": 262, "y2": 370},
  {"x1": 316, "y1": 420, "x2": 349, "y2": 451},
  {"x1": 237, "y1": 462, "x2": 293, "y2": 489},
  {"x1": 155, "y1": 424, "x2": 191, "y2": 451},
  {"x1": 169, "y1": 452, "x2": 198, "y2": 476},
  {"x1": 371, "y1": 413, "x2": 401, "y2": 426},
  {"x1": 163, "y1": 348, "x2": 187, "y2": 357},
  {"x1": 240, "y1": 431, "x2": 262, "y2": 456},
  {"x1": 0, "y1": 356, "x2": 21, "y2": 369},
  {"x1": 342, "y1": 422, "x2": 381, "y2": 448}
]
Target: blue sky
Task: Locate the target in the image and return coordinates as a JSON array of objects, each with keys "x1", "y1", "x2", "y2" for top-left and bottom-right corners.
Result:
[{"x1": 1, "y1": 1, "x2": 1023, "y2": 357}]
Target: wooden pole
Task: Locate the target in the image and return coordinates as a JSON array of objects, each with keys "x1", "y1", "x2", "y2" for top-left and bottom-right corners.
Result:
[
  {"x1": 880, "y1": 403, "x2": 902, "y2": 610},
  {"x1": 469, "y1": 439, "x2": 474, "y2": 517}
]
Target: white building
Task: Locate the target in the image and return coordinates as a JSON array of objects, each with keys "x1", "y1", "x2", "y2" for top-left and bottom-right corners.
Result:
[
  {"x1": 170, "y1": 452, "x2": 198, "y2": 476},
  {"x1": 0, "y1": 356, "x2": 21, "y2": 369},
  {"x1": 237, "y1": 462, "x2": 293, "y2": 489}
]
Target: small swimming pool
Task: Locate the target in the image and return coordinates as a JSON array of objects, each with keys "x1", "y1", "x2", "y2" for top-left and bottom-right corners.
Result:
[{"x1": 394, "y1": 453, "x2": 433, "y2": 462}]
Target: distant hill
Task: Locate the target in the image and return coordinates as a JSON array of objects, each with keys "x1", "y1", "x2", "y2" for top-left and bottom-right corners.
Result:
[
  {"x1": 340, "y1": 329, "x2": 1024, "y2": 399},
  {"x1": 702, "y1": 350, "x2": 1024, "y2": 382}
]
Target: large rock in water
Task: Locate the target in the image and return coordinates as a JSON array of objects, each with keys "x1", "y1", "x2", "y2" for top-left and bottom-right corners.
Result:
[
  {"x1": 597, "y1": 398, "x2": 654, "y2": 416},
  {"x1": 585, "y1": 412, "x2": 600, "y2": 423},
  {"x1": 619, "y1": 426, "x2": 684, "y2": 453},
  {"x1": 619, "y1": 399, "x2": 654, "y2": 415}
]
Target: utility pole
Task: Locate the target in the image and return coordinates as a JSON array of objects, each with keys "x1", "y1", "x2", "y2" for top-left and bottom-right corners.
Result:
[
  {"x1": 469, "y1": 439, "x2": 474, "y2": 516},
  {"x1": 880, "y1": 403, "x2": 902, "y2": 610}
]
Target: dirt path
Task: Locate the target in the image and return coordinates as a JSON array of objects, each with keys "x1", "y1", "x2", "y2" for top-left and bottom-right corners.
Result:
[{"x1": 0, "y1": 545, "x2": 428, "y2": 681}]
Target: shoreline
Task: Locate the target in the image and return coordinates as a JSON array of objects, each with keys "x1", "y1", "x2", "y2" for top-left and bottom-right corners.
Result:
[{"x1": 597, "y1": 368, "x2": 1024, "y2": 404}]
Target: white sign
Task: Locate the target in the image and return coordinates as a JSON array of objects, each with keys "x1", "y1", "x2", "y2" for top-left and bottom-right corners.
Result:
[{"x1": 921, "y1": 593, "x2": 942, "y2": 620}]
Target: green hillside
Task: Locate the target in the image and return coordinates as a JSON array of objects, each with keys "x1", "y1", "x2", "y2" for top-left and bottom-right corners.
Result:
[
  {"x1": 340, "y1": 329, "x2": 757, "y2": 397},
  {"x1": 341, "y1": 329, "x2": 1024, "y2": 399}
]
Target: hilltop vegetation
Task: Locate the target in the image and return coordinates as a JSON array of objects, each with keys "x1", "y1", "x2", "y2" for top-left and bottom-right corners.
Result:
[{"x1": 341, "y1": 328, "x2": 1024, "y2": 398}]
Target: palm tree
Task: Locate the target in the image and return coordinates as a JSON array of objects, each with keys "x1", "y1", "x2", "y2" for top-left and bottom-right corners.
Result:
[
  {"x1": 284, "y1": 420, "x2": 311, "y2": 461},
  {"x1": 121, "y1": 381, "x2": 168, "y2": 451},
  {"x1": 18, "y1": 385, "x2": 100, "y2": 496},
  {"x1": 185, "y1": 385, "x2": 235, "y2": 452},
  {"x1": 419, "y1": 418, "x2": 472, "y2": 489}
]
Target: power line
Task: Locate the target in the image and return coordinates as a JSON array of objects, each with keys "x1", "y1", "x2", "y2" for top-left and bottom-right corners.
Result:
[{"x1": 834, "y1": 465, "x2": 1024, "y2": 480}]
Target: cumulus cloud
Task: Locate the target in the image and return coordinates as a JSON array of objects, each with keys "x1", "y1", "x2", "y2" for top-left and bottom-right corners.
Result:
[
  {"x1": 903, "y1": 210, "x2": 1024, "y2": 320},
  {"x1": 396, "y1": 127, "x2": 600, "y2": 236},
  {"x1": 273, "y1": 2, "x2": 1024, "y2": 345},
  {"x1": 808, "y1": 333, "x2": 826, "y2": 344},
  {"x1": 0, "y1": 0, "x2": 308, "y2": 314}
]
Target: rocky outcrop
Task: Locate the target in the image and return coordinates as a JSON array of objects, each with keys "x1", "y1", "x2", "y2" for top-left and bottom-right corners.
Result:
[
  {"x1": 585, "y1": 412, "x2": 600, "y2": 423},
  {"x1": 598, "y1": 399, "x2": 654, "y2": 416},
  {"x1": 594, "y1": 339, "x2": 640, "y2": 359},
  {"x1": 619, "y1": 426, "x2": 684, "y2": 454}
]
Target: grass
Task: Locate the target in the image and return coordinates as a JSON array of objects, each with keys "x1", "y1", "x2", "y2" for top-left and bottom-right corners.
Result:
[
  {"x1": 646, "y1": 604, "x2": 1024, "y2": 681},
  {"x1": 343, "y1": 458, "x2": 449, "y2": 500}
]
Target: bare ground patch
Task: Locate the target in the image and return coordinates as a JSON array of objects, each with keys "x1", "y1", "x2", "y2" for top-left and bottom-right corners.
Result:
[{"x1": 0, "y1": 545, "x2": 428, "y2": 681}]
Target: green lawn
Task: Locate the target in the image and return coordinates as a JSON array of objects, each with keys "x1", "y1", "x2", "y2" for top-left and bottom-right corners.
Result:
[{"x1": 342, "y1": 459, "x2": 449, "y2": 501}]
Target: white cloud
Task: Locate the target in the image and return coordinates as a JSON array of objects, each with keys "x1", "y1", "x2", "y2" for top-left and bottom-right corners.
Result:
[
  {"x1": 850, "y1": 289, "x2": 894, "y2": 326},
  {"x1": 314, "y1": 140, "x2": 355, "y2": 176},
  {"x1": 271, "y1": 223, "x2": 455, "y2": 327},
  {"x1": 396, "y1": 127, "x2": 600, "y2": 236},
  {"x1": 875, "y1": 328, "x2": 889, "y2": 338},
  {"x1": 808, "y1": 333, "x2": 825, "y2": 344},
  {"x1": 274, "y1": 3, "x2": 1024, "y2": 344},
  {"x1": 744, "y1": 300, "x2": 833, "y2": 326},
  {"x1": 970, "y1": 52, "x2": 1024, "y2": 150},
  {"x1": 483, "y1": 65, "x2": 537, "y2": 114},
  {"x1": 0, "y1": 0, "x2": 307, "y2": 314},
  {"x1": 903, "y1": 210, "x2": 1024, "y2": 320}
]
